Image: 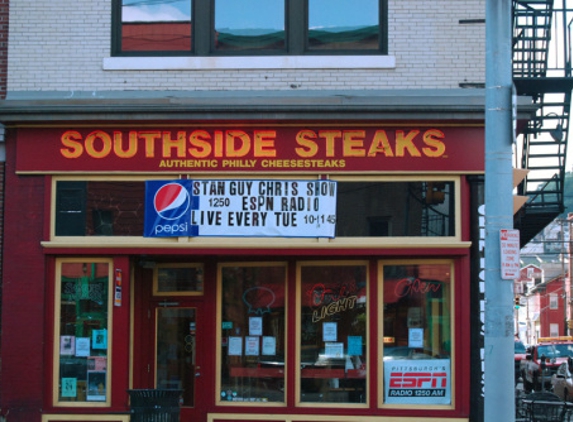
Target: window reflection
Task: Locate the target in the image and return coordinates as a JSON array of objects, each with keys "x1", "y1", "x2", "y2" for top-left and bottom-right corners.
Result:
[
  {"x1": 214, "y1": 0, "x2": 285, "y2": 51},
  {"x1": 121, "y1": 0, "x2": 192, "y2": 52},
  {"x1": 308, "y1": 0, "x2": 378, "y2": 50}
]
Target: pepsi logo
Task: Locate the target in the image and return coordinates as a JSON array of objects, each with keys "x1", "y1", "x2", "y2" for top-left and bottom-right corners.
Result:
[{"x1": 154, "y1": 182, "x2": 191, "y2": 220}]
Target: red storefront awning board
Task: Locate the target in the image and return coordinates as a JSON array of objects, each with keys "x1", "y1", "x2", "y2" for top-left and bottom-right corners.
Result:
[{"x1": 16, "y1": 124, "x2": 484, "y2": 173}]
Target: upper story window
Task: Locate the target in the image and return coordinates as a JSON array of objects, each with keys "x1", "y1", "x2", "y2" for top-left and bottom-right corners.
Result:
[
  {"x1": 550, "y1": 293, "x2": 559, "y2": 310},
  {"x1": 113, "y1": 0, "x2": 387, "y2": 56}
]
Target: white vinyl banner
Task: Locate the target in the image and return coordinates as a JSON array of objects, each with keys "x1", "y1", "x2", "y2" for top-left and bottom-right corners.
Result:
[{"x1": 189, "y1": 180, "x2": 337, "y2": 237}]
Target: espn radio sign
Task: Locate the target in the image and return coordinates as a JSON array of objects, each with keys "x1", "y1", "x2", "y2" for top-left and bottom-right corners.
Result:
[{"x1": 384, "y1": 360, "x2": 451, "y2": 404}]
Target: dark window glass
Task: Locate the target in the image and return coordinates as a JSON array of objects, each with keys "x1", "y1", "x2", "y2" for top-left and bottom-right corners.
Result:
[
  {"x1": 308, "y1": 0, "x2": 378, "y2": 51},
  {"x1": 155, "y1": 265, "x2": 204, "y2": 294},
  {"x1": 55, "y1": 180, "x2": 453, "y2": 238},
  {"x1": 335, "y1": 181, "x2": 455, "y2": 237},
  {"x1": 214, "y1": 0, "x2": 285, "y2": 51},
  {"x1": 56, "y1": 182, "x2": 87, "y2": 236},
  {"x1": 121, "y1": 0, "x2": 192, "y2": 52},
  {"x1": 55, "y1": 181, "x2": 145, "y2": 237}
]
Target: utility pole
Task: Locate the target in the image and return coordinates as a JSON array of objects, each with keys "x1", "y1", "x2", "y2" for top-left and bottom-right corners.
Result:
[
  {"x1": 484, "y1": 0, "x2": 514, "y2": 421},
  {"x1": 562, "y1": 218, "x2": 568, "y2": 335}
]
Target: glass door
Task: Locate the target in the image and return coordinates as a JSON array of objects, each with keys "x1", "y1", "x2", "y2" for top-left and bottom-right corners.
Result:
[
  {"x1": 133, "y1": 262, "x2": 208, "y2": 421},
  {"x1": 156, "y1": 307, "x2": 198, "y2": 406}
]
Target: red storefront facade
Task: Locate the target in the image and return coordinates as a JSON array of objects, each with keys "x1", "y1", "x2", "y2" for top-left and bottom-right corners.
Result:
[{"x1": 1, "y1": 107, "x2": 488, "y2": 422}]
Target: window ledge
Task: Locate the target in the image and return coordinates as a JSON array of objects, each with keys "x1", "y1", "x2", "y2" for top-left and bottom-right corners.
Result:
[
  {"x1": 103, "y1": 55, "x2": 396, "y2": 71},
  {"x1": 42, "y1": 237, "x2": 470, "y2": 250}
]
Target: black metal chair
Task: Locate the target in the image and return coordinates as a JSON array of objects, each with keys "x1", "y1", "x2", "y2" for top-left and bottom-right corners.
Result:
[{"x1": 525, "y1": 392, "x2": 567, "y2": 422}]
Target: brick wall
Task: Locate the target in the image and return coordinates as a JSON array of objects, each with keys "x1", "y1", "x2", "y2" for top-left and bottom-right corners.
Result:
[
  {"x1": 0, "y1": 128, "x2": 45, "y2": 421},
  {"x1": 5, "y1": 0, "x2": 485, "y2": 92}
]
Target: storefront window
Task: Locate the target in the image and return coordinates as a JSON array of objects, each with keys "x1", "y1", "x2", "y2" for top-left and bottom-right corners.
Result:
[
  {"x1": 55, "y1": 260, "x2": 112, "y2": 405},
  {"x1": 54, "y1": 179, "x2": 455, "y2": 239},
  {"x1": 381, "y1": 261, "x2": 452, "y2": 405},
  {"x1": 298, "y1": 262, "x2": 368, "y2": 404},
  {"x1": 218, "y1": 263, "x2": 287, "y2": 403},
  {"x1": 335, "y1": 181, "x2": 455, "y2": 237},
  {"x1": 55, "y1": 181, "x2": 145, "y2": 237}
]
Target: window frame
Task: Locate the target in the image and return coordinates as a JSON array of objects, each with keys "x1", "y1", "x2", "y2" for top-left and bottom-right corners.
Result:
[
  {"x1": 111, "y1": 0, "x2": 388, "y2": 57},
  {"x1": 52, "y1": 257, "x2": 114, "y2": 407},
  {"x1": 48, "y1": 175, "x2": 463, "y2": 249}
]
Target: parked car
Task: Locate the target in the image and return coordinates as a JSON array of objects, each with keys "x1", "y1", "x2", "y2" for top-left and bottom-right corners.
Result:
[
  {"x1": 520, "y1": 337, "x2": 573, "y2": 391},
  {"x1": 552, "y1": 358, "x2": 573, "y2": 401}
]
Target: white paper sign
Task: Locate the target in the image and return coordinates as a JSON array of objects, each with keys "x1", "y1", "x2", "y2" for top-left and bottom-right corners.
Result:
[
  {"x1": 500, "y1": 229, "x2": 520, "y2": 279},
  {"x1": 262, "y1": 336, "x2": 276, "y2": 356},
  {"x1": 408, "y1": 328, "x2": 424, "y2": 348},
  {"x1": 324, "y1": 342, "x2": 344, "y2": 358},
  {"x1": 323, "y1": 322, "x2": 338, "y2": 342},
  {"x1": 190, "y1": 180, "x2": 337, "y2": 237},
  {"x1": 228, "y1": 337, "x2": 243, "y2": 356},
  {"x1": 245, "y1": 336, "x2": 260, "y2": 356},
  {"x1": 249, "y1": 317, "x2": 263, "y2": 336}
]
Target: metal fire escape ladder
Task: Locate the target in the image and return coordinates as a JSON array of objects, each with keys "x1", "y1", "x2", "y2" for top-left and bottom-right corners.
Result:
[{"x1": 512, "y1": 0, "x2": 573, "y2": 247}]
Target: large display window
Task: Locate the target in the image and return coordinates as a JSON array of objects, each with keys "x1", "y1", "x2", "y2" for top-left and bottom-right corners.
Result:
[
  {"x1": 217, "y1": 263, "x2": 287, "y2": 404},
  {"x1": 213, "y1": 258, "x2": 457, "y2": 410},
  {"x1": 380, "y1": 261, "x2": 453, "y2": 407},
  {"x1": 53, "y1": 259, "x2": 113, "y2": 406},
  {"x1": 297, "y1": 261, "x2": 368, "y2": 406}
]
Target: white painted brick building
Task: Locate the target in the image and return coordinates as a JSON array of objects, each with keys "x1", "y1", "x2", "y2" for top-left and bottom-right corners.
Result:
[{"x1": 6, "y1": 0, "x2": 485, "y2": 93}]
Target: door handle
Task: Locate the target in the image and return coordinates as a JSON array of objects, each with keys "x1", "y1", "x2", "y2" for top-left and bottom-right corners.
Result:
[{"x1": 195, "y1": 372, "x2": 201, "y2": 377}]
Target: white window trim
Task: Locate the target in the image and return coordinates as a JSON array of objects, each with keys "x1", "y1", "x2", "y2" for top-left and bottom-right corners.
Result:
[{"x1": 103, "y1": 55, "x2": 396, "y2": 71}]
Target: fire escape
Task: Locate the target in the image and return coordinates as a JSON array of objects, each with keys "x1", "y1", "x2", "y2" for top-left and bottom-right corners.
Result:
[{"x1": 513, "y1": 0, "x2": 573, "y2": 247}]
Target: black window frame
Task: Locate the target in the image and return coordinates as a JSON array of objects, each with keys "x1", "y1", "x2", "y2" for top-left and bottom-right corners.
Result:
[{"x1": 111, "y1": 0, "x2": 388, "y2": 57}]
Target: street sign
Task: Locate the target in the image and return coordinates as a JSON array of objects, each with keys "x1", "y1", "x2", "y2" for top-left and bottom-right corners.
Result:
[{"x1": 500, "y1": 229, "x2": 520, "y2": 279}]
